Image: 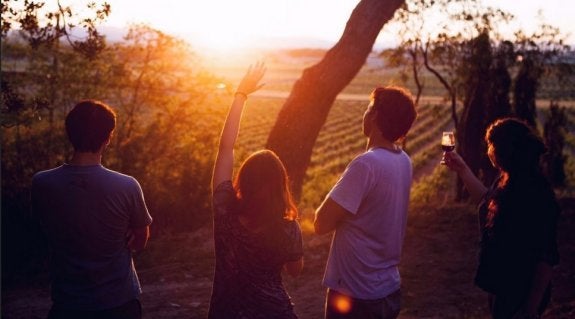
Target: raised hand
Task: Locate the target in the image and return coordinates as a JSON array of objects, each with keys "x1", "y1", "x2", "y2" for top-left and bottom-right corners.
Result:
[
  {"x1": 444, "y1": 151, "x2": 488, "y2": 203},
  {"x1": 443, "y1": 151, "x2": 468, "y2": 174},
  {"x1": 236, "y1": 61, "x2": 266, "y2": 97}
]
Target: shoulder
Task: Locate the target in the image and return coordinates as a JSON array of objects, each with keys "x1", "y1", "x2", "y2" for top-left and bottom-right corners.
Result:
[
  {"x1": 283, "y1": 219, "x2": 302, "y2": 234},
  {"x1": 212, "y1": 180, "x2": 237, "y2": 215},
  {"x1": 506, "y1": 175, "x2": 559, "y2": 215},
  {"x1": 32, "y1": 166, "x2": 65, "y2": 185},
  {"x1": 353, "y1": 149, "x2": 411, "y2": 174},
  {"x1": 213, "y1": 180, "x2": 235, "y2": 196},
  {"x1": 101, "y1": 166, "x2": 136, "y2": 181},
  {"x1": 100, "y1": 167, "x2": 142, "y2": 187},
  {"x1": 346, "y1": 152, "x2": 376, "y2": 172},
  {"x1": 214, "y1": 180, "x2": 233, "y2": 189},
  {"x1": 279, "y1": 220, "x2": 303, "y2": 250},
  {"x1": 360, "y1": 148, "x2": 411, "y2": 164}
]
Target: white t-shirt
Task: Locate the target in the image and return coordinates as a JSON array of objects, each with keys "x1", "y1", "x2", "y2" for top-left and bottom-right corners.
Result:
[{"x1": 323, "y1": 147, "x2": 412, "y2": 299}]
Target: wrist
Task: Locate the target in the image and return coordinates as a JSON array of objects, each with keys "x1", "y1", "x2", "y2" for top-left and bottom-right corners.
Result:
[{"x1": 234, "y1": 91, "x2": 248, "y2": 100}]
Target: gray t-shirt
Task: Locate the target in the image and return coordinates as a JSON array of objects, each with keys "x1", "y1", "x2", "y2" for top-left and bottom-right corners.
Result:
[
  {"x1": 323, "y1": 148, "x2": 412, "y2": 299},
  {"x1": 32, "y1": 164, "x2": 152, "y2": 311}
]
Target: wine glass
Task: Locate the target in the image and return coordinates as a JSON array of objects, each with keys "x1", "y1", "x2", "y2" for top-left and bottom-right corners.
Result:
[{"x1": 440, "y1": 131, "x2": 455, "y2": 165}]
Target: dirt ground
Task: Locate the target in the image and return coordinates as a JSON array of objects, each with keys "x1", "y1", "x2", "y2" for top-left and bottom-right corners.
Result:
[{"x1": 2, "y1": 198, "x2": 574, "y2": 319}]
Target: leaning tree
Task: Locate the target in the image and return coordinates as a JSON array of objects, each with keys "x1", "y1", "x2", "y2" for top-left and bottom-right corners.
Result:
[{"x1": 266, "y1": 0, "x2": 405, "y2": 200}]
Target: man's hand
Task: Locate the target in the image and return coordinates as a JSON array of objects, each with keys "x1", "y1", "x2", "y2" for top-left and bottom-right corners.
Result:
[
  {"x1": 126, "y1": 227, "x2": 150, "y2": 252},
  {"x1": 314, "y1": 197, "x2": 352, "y2": 235},
  {"x1": 125, "y1": 229, "x2": 135, "y2": 248}
]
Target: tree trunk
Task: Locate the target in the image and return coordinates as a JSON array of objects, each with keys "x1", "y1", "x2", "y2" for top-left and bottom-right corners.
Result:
[
  {"x1": 513, "y1": 58, "x2": 540, "y2": 128},
  {"x1": 409, "y1": 47, "x2": 423, "y2": 106},
  {"x1": 422, "y1": 44, "x2": 458, "y2": 129},
  {"x1": 266, "y1": 0, "x2": 404, "y2": 200}
]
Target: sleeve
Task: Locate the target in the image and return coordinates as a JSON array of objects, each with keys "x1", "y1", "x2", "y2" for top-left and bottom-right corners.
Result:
[
  {"x1": 129, "y1": 178, "x2": 153, "y2": 228},
  {"x1": 327, "y1": 158, "x2": 373, "y2": 215},
  {"x1": 285, "y1": 221, "x2": 303, "y2": 262},
  {"x1": 212, "y1": 180, "x2": 236, "y2": 218}
]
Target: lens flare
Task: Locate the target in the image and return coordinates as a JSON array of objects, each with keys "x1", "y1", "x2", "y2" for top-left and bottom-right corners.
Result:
[{"x1": 331, "y1": 294, "x2": 352, "y2": 314}]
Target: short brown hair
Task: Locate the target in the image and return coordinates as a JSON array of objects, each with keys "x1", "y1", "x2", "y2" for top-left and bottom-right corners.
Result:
[
  {"x1": 370, "y1": 87, "x2": 417, "y2": 142},
  {"x1": 65, "y1": 100, "x2": 116, "y2": 152}
]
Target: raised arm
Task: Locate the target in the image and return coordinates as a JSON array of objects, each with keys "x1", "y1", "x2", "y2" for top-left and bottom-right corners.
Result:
[
  {"x1": 212, "y1": 62, "x2": 266, "y2": 191},
  {"x1": 444, "y1": 151, "x2": 488, "y2": 203}
]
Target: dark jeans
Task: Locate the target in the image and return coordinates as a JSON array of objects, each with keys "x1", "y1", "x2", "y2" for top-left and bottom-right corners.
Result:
[
  {"x1": 47, "y1": 299, "x2": 141, "y2": 319},
  {"x1": 325, "y1": 288, "x2": 401, "y2": 319}
]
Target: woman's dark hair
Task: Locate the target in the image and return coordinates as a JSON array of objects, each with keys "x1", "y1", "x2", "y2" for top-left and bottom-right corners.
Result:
[
  {"x1": 485, "y1": 117, "x2": 546, "y2": 175},
  {"x1": 65, "y1": 100, "x2": 116, "y2": 153},
  {"x1": 485, "y1": 118, "x2": 548, "y2": 229},
  {"x1": 234, "y1": 150, "x2": 298, "y2": 225},
  {"x1": 370, "y1": 86, "x2": 417, "y2": 142}
]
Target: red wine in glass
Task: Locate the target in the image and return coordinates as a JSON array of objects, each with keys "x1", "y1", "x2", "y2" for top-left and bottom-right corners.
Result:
[{"x1": 441, "y1": 131, "x2": 455, "y2": 164}]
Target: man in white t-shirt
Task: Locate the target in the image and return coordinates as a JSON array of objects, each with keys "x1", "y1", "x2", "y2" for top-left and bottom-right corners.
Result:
[{"x1": 314, "y1": 86, "x2": 417, "y2": 319}]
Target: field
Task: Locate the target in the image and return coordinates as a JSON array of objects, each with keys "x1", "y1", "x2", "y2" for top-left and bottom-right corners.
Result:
[{"x1": 2, "y1": 50, "x2": 575, "y2": 318}]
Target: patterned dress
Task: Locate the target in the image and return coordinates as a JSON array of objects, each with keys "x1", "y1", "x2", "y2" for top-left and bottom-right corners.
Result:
[{"x1": 208, "y1": 181, "x2": 303, "y2": 319}]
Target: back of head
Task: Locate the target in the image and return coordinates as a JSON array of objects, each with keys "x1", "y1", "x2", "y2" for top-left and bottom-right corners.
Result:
[
  {"x1": 485, "y1": 118, "x2": 553, "y2": 230},
  {"x1": 370, "y1": 86, "x2": 417, "y2": 142},
  {"x1": 485, "y1": 117, "x2": 546, "y2": 175},
  {"x1": 234, "y1": 150, "x2": 297, "y2": 223},
  {"x1": 65, "y1": 100, "x2": 116, "y2": 153}
]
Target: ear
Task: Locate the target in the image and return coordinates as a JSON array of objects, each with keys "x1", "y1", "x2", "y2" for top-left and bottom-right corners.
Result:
[
  {"x1": 105, "y1": 130, "x2": 114, "y2": 146},
  {"x1": 99, "y1": 133, "x2": 113, "y2": 153}
]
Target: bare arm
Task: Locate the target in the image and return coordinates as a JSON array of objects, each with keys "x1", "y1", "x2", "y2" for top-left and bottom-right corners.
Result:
[
  {"x1": 212, "y1": 62, "x2": 266, "y2": 191},
  {"x1": 444, "y1": 151, "x2": 488, "y2": 203},
  {"x1": 284, "y1": 257, "x2": 304, "y2": 277},
  {"x1": 126, "y1": 226, "x2": 150, "y2": 252},
  {"x1": 314, "y1": 197, "x2": 353, "y2": 235}
]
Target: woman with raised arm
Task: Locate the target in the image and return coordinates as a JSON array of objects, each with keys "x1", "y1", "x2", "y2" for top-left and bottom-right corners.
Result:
[
  {"x1": 444, "y1": 118, "x2": 560, "y2": 319},
  {"x1": 209, "y1": 62, "x2": 304, "y2": 319}
]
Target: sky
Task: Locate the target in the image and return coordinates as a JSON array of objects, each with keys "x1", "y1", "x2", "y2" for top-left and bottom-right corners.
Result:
[{"x1": 54, "y1": 0, "x2": 575, "y2": 53}]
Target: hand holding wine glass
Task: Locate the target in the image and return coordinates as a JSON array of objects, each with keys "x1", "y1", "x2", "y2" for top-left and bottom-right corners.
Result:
[{"x1": 440, "y1": 131, "x2": 455, "y2": 165}]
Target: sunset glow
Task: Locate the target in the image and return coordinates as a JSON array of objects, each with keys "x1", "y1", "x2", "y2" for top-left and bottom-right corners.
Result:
[
  {"x1": 28, "y1": 0, "x2": 572, "y2": 57},
  {"x1": 99, "y1": 0, "x2": 574, "y2": 52}
]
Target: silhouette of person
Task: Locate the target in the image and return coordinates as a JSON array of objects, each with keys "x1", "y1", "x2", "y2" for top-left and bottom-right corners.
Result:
[
  {"x1": 209, "y1": 62, "x2": 304, "y2": 318},
  {"x1": 314, "y1": 87, "x2": 417, "y2": 319},
  {"x1": 32, "y1": 100, "x2": 152, "y2": 319},
  {"x1": 444, "y1": 118, "x2": 560, "y2": 319}
]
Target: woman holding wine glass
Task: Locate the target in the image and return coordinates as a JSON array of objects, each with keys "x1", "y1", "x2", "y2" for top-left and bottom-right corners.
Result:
[{"x1": 444, "y1": 118, "x2": 559, "y2": 319}]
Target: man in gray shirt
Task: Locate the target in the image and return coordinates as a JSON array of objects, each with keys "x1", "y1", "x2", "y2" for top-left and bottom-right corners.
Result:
[{"x1": 32, "y1": 100, "x2": 153, "y2": 319}]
